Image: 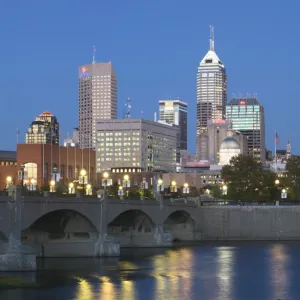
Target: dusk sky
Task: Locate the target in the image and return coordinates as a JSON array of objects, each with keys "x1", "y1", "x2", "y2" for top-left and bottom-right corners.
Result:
[{"x1": 2, "y1": 0, "x2": 299, "y2": 154}]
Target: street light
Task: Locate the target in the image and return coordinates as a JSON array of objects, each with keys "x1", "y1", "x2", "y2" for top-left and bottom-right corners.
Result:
[
  {"x1": 275, "y1": 179, "x2": 280, "y2": 185},
  {"x1": 20, "y1": 163, "x2": 25, "y2": 188},
  {"x1": 79, "y1": 169, "x2": 88, "y2": 195},
  {"x1": 29, "y1": 178, "x2": 36, "y2": 193},
  {"x1": 183, "y1": 183, "x2": 189, "y2": 201},
  {"x1": 222, "y1": 185, "x2": 228, "y2": 195},
  {"x1": 86, "y1": 184, "x2": 92, "y2": 195},
  {"x1": 157, "y1": 179, "x2": 164, "y2": 198},
  {"x1": 102, "y1": 172, "x2": 110, "y2": 195},
  {"x1": 170, "y1": 180, "x2": 177, "y2": 193},
  {"x1": 123, "y1": 174, "x2": 130, "y2": 198},
  {"x1": 50, "y1": 180, "x2": 55, "y2": 193},
  {"x1": 140, "y1": 178, "x2": 149, "y2": 200},
  {"x1": 118, "y1": 185, "x2": 124, "y2": 199},
  {"x1": 6, "y1": 176, "x2": 12, "y2": 188},
  {"x1": 68, "y1": 182, "x2": 75, "y2": 194}
]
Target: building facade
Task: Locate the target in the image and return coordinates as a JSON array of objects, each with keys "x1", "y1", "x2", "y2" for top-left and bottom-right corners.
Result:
[
  {"x1": 17, "y1": 144, "x2": 96, "y2": 188},
  {"x1": 226, "y1": 97, "x2": 266, "y2": 162},
  {"x1": 96, "y1": 119, "x2": 177, "y2": 173},
  {"x1": 0, "y1": 151, "x2": 17, "y2": 190},
  {"x1": 26, "y1": 112, "x2": 59, "y2": 145},
  {"x1": 64, "y1": 128, "x2": 80, "y2": 147},
  {"x1": 78, "y1": 62, "x2": 117, "y2": 149},
  {"x1": 196, "y1": 27, "x2": 227, "y2": 159},
  {"x1": 159, "y1": 100, "x2": 187, "y2": 150}
]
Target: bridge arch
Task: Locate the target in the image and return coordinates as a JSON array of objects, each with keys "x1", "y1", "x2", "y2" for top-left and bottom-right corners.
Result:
[
  {"x1": 163, "y1": 210, "x2": 196, "y2": 242},
  {"x1": 23, "y1": 209, "x2": 98, "y2": 236},
  {"x1": 107, "y1": 209, "x2": 155, "y2": 235}
]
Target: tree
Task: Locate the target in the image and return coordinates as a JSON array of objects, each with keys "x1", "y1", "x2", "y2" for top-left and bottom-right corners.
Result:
[
  {"x1": 211, "y1": 184, "x2": 223, "y2": 199},
  {"x1": 286, "y1": 156, "x2": 300, "y2": 200},
  {"x1": 221, "y1": 155, "x2": 276, "y2": 201}
]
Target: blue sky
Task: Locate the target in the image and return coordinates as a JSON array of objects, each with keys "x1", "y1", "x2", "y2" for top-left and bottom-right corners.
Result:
[{"x1": 2, "y1": 0, "x2": 299, "y2": 154}]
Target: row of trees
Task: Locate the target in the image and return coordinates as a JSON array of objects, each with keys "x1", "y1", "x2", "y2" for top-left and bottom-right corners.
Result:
[{"x1": 210, "y1": 155, "x2": 300, "y2": 201}]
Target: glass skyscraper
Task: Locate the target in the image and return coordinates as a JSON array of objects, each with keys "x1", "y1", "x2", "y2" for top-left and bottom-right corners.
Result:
[
  {"x1": 196, "y1": 27, "x2": 227, "y2": 159},
  {"x1": 226, "y1": 97, "x2": 266, "y2": 162}
]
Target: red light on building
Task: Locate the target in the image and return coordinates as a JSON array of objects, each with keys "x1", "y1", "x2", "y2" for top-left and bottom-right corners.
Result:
[
  {"x1": 212, "y1": 119, "x2": 226, "y2": 124},
  {"x1": 239, "y1": 100, "x2": 246, "y2": 105}
]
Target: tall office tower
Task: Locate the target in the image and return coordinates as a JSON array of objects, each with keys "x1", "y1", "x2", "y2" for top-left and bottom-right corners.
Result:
[
  {"x1": 196, "y1": 26, "x2": 227, "y2": 159},
  {"x1": 78, "y1": 62, "x2": 117, "y2": 149},
  {"x1": 226, "y1": 97, "x2": 266, "y2": 162},
  {"x1": 26, "y1": 112, "x2": 59, "y2": 145},
  {"x1": 159, "y1": 100, "x2": 187, "y2": 150}
]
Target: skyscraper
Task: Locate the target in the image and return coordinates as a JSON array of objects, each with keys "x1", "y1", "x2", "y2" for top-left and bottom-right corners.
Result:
[
  {"x1": 78, "y1": 62, "x2": 117, "y2": 149},
  {"x1": 196, "y1": 26, "x2": 227, "y2": 159},
  {"x1": 159, "y1": 100, "x2": 187, "y2": 150},
  {"x1": 26, "y1": 112, "x2": 59, "y2": 145},
  {"x1": 226, "y1": 97, "x2": 266, "y2": 162}
]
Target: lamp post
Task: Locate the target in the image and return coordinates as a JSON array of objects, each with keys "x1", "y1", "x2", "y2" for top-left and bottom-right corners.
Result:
[
  {"x1": 50, "y1": 180, "x2": 55, "y2": 194},
  {"x1": 123, "y1": 174, "x2": 130, "y2": 198},
  {"x1": 6, "y1": 176, "x2": 12, "y2": 189},
  {"x1": 20, "y1": 163, "x2": 25, "y2": 189},
  {"x1": 30, "y1": 178, "x2": 36, "y2": 194},
  {"x1": 183, "y1": 183, "x2": 189, "y2": 202},
  {"x1": 281, "y1": 188, "x2": 287, "y2": 199},
  {"x1": 86, "y1": 184, "x2": 92, "y2": 196},
  {"x1": 68, "y1": 182, "x2": 75, "y2": 194},
  {"x1": 118, "y1": 185, "x2": 124, "y2": 199},
  {"x1": 157, "y1": 179, "x2": 164, "y2": 199},
  {"x1": 79, "y1": 169, "x2": 88, "y2": 196},
  {"x1": 102, "y1": 172, "x2": 111, "y2": 196},
  {"x1": 170, "y1": 180, "x2": 177, "y2": 193},
  {"x1": 222, "y1": 185, "x2": 228, "y2": 199},
  {"x1": 140, "y1": 178, "x2": 149, "y2": 200},
  {"x1": 275, "y1": 179, "x2": 280, "y2": 200}
]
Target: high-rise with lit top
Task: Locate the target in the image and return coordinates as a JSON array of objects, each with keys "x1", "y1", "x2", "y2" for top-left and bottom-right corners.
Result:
[
  {"x1": 78, "y1": 61, "x2": 117, "y2": 149},
  {"x1": 196, "y1": 26, "x2": 227, "y2": 159}
]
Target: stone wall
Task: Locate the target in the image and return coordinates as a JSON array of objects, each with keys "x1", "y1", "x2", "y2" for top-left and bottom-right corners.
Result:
[{"x1": 199, "y1": 206, "x2": 300, "y2": 240}]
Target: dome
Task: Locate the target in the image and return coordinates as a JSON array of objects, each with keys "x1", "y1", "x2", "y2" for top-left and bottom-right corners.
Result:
[{"x1": 220, "y1": 137, "x2": 240, "y2": 150}]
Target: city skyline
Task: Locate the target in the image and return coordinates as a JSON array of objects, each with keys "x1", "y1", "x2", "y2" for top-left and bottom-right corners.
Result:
[{"x1": 4, "y1": 1, "x2": 299, "y2": 153}]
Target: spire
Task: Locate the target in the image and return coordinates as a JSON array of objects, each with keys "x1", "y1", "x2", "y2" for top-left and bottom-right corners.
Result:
[
  {"x1": 209, "y1": 25, "x2": 215, "y2": 51},
  {"x1": 92, "y1": 46, "x2": 96, "y2": 64}
]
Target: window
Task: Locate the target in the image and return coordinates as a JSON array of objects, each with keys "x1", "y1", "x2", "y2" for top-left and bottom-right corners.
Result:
[{"x1": 24, "y1": 162, "x2": 37, "y2": 180}]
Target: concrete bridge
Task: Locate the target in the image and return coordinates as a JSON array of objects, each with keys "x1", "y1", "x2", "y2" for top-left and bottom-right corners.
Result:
[{"x1": 0, "y1": 190, "x2": 202, "y2": 265}]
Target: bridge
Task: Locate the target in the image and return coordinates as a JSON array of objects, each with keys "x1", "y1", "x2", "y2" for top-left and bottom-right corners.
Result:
[{"x1": 0, "y1": 189, "x2": 202, "y2": 270}]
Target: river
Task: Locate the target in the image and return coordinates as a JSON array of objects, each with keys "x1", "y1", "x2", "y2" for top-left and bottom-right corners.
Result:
[{"x1": 1, "y1": 241, "x2": 299, "y2": 299}]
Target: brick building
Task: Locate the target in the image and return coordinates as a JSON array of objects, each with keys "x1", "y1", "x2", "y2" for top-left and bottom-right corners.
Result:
[
  {"x1": 0, "y1": 151, "x2": 18, "y2": 190},
  {"x1": 0, "y1": 144, "x2": 96, "y2": 190}
]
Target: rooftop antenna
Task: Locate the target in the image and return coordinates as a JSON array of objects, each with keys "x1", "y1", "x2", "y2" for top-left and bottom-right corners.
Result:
[
  {"x1": 209, "y1": 25, "x2": 215, "y2": 51},
  {"x1": 125, "y1": 97, "x2": 131, "y2": 119},
  {"x1": 92, "y1": 46, "x2": 96, "y2": 64}
]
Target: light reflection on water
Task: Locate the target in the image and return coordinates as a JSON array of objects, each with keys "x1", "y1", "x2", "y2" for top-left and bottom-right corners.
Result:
[
  {"x1": 1, "y1": 243, "x2": 298, "y2": 300},
  {"x1": 270, "y1": 244, "x2": 290, "y2": 300}
]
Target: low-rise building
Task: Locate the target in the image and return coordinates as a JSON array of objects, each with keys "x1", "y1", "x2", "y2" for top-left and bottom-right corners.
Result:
[
  {"x1": 0, "y1": 144, "x2": 96, "y2": 190},
  {"x1": 96, "y1": 119, "x2": 177, "y2": 173}
]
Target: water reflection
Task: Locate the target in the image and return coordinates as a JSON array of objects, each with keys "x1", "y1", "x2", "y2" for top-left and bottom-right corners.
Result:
[
  {"x1": 153, "y1": 248, "x2": 193, "y2": 299},
  {"x1": 75, "y1": 277, "x2": 93, "y2": 300},
  {"x1": 269, "y1": 244, "x2": 290, "y2": 300},
  {"x1": 216, "y1": 247, "x2": 235, "y2": 300},
  {"x1": 121, "y1": 280, "x2": 135, "y2": 300},
  {"x1": 96, "y1": 276, "x2": 116, "y2": 300}
]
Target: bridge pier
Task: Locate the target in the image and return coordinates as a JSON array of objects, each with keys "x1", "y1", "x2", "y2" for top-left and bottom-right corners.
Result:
[{"x1": 0, "y1": 187, "x2": 36, "y2": 271}]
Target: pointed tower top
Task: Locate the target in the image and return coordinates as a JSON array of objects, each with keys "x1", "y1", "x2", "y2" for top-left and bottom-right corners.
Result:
[
  {"x1": 92, "y1": 46, "x2": 96, "y2": 64},
  {"x1": 210, "y1": 25, "x2": 215, "y2": 51}
]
